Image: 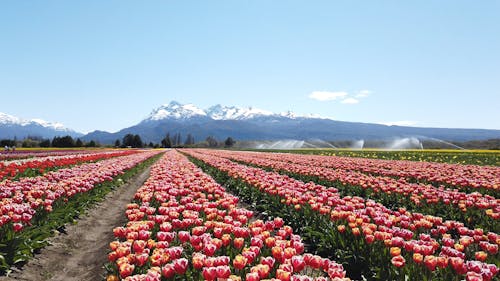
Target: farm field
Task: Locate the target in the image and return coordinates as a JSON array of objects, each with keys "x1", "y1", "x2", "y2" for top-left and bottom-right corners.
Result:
[
  {"x1": 0, "y1": 148, "x2": 498, "y2": 280},
  {"x1": 251, "y1": 149, "x2": 500, "y2": 166}
]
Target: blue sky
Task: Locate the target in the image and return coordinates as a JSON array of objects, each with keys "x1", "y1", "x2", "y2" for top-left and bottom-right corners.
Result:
[{"x1": 1, "y1": 1, "x2": 499, "y2": 133}]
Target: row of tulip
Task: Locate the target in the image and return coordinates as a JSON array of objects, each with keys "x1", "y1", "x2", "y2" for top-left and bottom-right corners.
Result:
[
  {"x1": 0, "y1": 150, "x2": 161, "y2": 230},
  {"x1": 246, "y1": 151, "x2": 499, "y2": 195},
  {"x1": 106, "y1": 150, "x2": 349, "y2": 281},
  {"x1": 281, "y1": 149, "x2": 499, "y2": 166},
  {"x1": 197, "y1": 149, "x2": 499, "y2": 225},
  {"x1": 0, "y1": 150, "x2": 139, "y2": 180},
  {"x1": 183, "y1": 149, "x2": 499, "y2": 281},
  {"x1": 0, "y1": 149, "x2": 96, "y2": 161},
  {"x1": 0, "y1": 150, "x2": 163, "y2": 273}
]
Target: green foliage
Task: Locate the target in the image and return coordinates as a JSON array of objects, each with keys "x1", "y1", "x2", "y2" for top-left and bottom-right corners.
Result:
[
  {"x1": 224, "y1": 137, "x2": 235, "y2": 148},
  {"x1": 75, "y1": 138, "x2": 83, "y2": 147},
  {"x1": 51, "y1": 135, "x2": 75, "y2": 147},
  {"x1": 122, "y1": 134, "x2": 143, "y2": 148},
  {"x1": 206, "y1": 136, "x2": 218, "y2": 147}
]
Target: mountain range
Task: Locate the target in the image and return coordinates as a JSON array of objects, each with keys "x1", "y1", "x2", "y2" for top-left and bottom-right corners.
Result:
[
  {"x1": 2, "y1": 101, "x2": 500, "y2": 144},
  {"x1": 0, "y1": 112, "x2": 82, "y2": 139}
]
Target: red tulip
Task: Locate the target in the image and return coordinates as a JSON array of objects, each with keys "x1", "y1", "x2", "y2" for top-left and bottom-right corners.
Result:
[
  {"x1": 450, "y1": 257, "x2": 467, "y2": 274},
  {"x1": 133, "y1": 240, "x2": 146, "y2": 253},
  {"x1": 216, "y1": 265, "x2": 231, "y2": 278},
  {"x1": 391, "y1": 255, "x2": 405, "y2": 268},
  {"x1": 178, "y1": 231, "x2": 190, "y2": 243},
  {"x1": 475, "y1": 251, "x2": 488, "y2": 262},
  {"x1": 276, "y1": 269, "x2": 291, "y2": 281},
  {"x1": 173, "y1": 258, "x2": 188, "y2": 274},
  {"x1": 246, "y1": 272, "x2": 259, "y2": 281},
  {"x1": 192, "y1": 253, "x2": 205, "y2": 270},
  {"x1": 337, "y1": 225, "x2": 346, "y2": 233},
  {"x1": 291, "y1": 255, "x2": 305, "y2": 272},
  {"x1": 135, "y1": 253, "x2": 149, "y2": 266},
  {"x1": 234, "y1": 237, "x2": 245, "y2": 249},
  {"x1": 202, "y1": 267, "x2": 217, "y2": 281},
  {"x1": 119, "y1": 263, "x2": 135, "y2": 278},
  {"x1": 424, "y1": 255, "x2": 437, "y2": 271},
  {"x1": 204, "y1": 243, "x2": 217, "y2": 256},
  {"x1": 466, "y1": 271, "x2": 483, "y2": 281},
  {"x1": 260, "y1": 256, "x2": 275, "y2": 268},
  {"x1": 161, "y1": 263, "x2": 175, "y2": 278},
  {"x1": 233, "y1": 254, "x2": 248, "y2": 270}
]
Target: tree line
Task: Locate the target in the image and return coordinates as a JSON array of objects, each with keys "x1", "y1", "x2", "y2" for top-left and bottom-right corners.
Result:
[
  {"x1": 1, "y1": 133, "x2": 237, "y2": 149},
  {"x1": 1, "y1": 136, "x2": 99, "y2": 148}
]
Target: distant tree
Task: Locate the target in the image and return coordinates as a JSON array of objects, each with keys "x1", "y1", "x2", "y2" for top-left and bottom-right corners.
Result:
[
  {"x1": 161, "y1": 133, "x2": 172, "y2": 148},
  {"x1": 0, "y1": 139, "x2": 16, "y2": 147},
  {"x1": 75, "y1": 138, "x2": 83, "y2": 147},
  {"x1": 171, "y1": 133, "x2": 177, "y2": 146},
  {"x1": 177, "y1": 133, "x2": 181, "y2": 147},
  {"x1": 22, "y1": 138, "x2": 37, "y2": 148},
  {"x1": 185, "y1": 134, "x2": 195, "y2": 145},
  {"x1": 206, "y1": 136, "x2": 218, "y2": 148},
  {"x1": 123, "y1": 134, "x2": 135, "y2": 147},
  {"x1": 224, "y1": 137, "x2": 235, "y2": 148},
  {"x1": 52, "y1": 135, "x2": 75, "y2": 147},
  {"x1": 133, "y1": 135, "x2": 143, "y2": 148},
  {"x1": 114, "y1": 139, "x2": 121, "y2": 147},
  {"x1": 171, "y1": 133, "x2": 181, "y2": 147},
  {"x1": 40, "y1": 139, "x2": 51, "y2": 147},
  {"x1": 51, "y1": 137, "x2": 59, "y2": 147},
  {"x1": 26, "y1": 135, "x2": 44, "y2": 141},
  {"x1": 86, "y1": 140, "x2": 97, "y2": 147},
  {"x1": 148, "y1": 142, "x2": 154, "y2": 148}
]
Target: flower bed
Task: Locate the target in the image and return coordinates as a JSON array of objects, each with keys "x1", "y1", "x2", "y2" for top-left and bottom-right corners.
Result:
[
  {"x1": 106, "y1": 150, "x2": 349, "y2": 281},
  {"x1": 0, "y1": 150, "x2": 162, "y2": 273},
  {"x1": 184, "y1": 149, "x2": 499, "y2": 281}
]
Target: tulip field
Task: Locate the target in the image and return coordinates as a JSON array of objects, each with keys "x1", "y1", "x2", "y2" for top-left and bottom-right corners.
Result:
[
  {"x1": 1, "y1": 148, "x2": 498, "y2": 281},
  {"x1": 0, "y1": 149, "x2": 163, "y2": 274},
  {"x1": 262, "y1": 149, "x2": 499, "y2": 166},
  {"x1": 178, "y1": 149, "x2": 499, "y2": 281},
  {"x1": 106, "y1": 150, "x2": 349, "y2": 281}
]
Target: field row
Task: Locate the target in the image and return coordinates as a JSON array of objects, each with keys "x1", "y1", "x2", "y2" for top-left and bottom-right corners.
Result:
[
  {"x1": 196, "y1": 149, "x2": 499, "y2": 227},
  {"x1": 267, "y1": 149, "x2": 499, "y2": 166},
  {"x1": 0, "y1": 150, "x2": 139, "y2": 181},
  {"x1": 241, "y1": 151, "x2": 499, "y2": 192},
  {"x1": 183, "y1": 149, "x2": 499, "y2": 281},
  {"x1": 0, "y1": 150, "x2": 162, "y2": 272},
  {"x1": 106, "y1": 150, "x2": 349, "y2": 281}
]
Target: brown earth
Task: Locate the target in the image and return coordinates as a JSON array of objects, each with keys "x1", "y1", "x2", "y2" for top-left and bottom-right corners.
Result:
[{"x1": 0, "y1": 166, "x2": 152, "y2": 281}]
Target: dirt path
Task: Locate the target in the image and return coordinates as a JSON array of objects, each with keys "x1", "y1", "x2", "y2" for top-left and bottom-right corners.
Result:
[{"x1": 1, "y1": 166, "x2": 152, "y2": 281}]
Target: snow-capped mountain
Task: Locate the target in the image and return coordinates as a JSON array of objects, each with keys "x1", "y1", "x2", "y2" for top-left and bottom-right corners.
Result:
[
  {"x1": 146, "y1": 101, "x2": 207, "y2": 121},
  {"x1": 143, "y1": 101, "x2": 299, "y2": 122},
  {"x1": 206, "y1": 104, "x2": 275, "y2": 120},
  {"x1": 83, "y1": 100, "x2": 500, "y2": 144},
  {"x1": 0, "y1": 112, "x2": 82, "y2": 139}
]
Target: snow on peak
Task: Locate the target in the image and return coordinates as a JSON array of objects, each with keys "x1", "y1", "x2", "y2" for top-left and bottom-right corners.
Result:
[
  {"x1": 0, "y1": 112, "x2": 72, "y2": 131},
  {"x1": 145, "y1": 101, "x2": 331, "y2": 122},
  {"x1": 206, "y1": 104, "x2": 274, "y2": 120},
  {"x1": 279, "y1": 110, "x2": 297, "y2": 119},
  {"x1": 147, "y1": 101, "x2": 207, "y2": 121},
  {"x1": 0, "y1": 112, "x2": 23, "y2": 125},
  {"x1": 31, "y1": 119, "x2": 67, "y2": 130}
]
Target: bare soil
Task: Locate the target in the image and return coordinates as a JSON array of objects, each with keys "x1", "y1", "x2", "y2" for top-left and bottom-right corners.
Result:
[{"x1": 0, "y1": 166, "x2": 151, "y2": 281}]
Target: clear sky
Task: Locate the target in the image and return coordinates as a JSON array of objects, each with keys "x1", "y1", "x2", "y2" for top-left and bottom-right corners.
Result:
[{"x1": 1, "y1": 1, "x2": 499, "y2": 133}]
